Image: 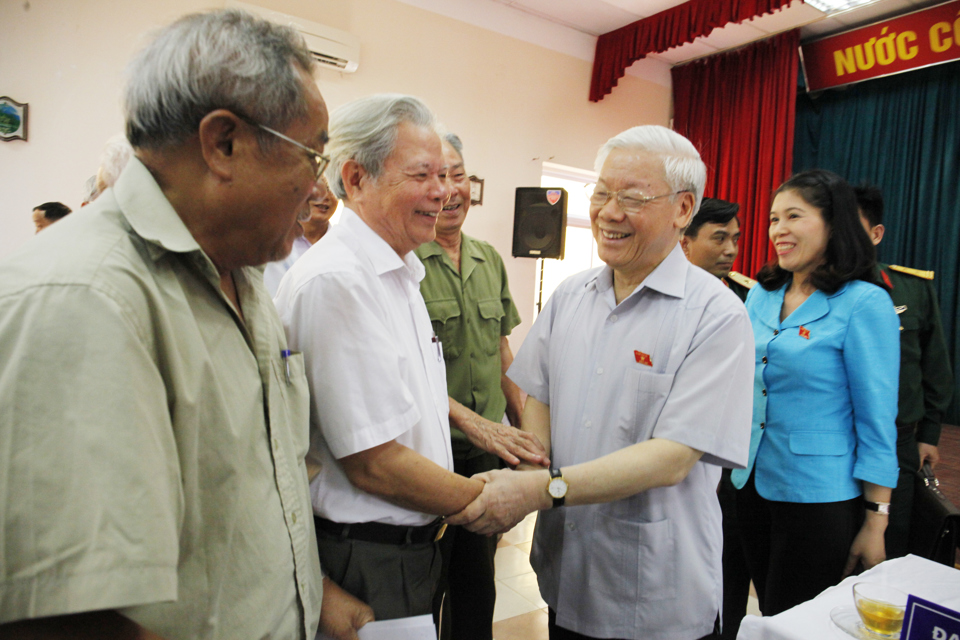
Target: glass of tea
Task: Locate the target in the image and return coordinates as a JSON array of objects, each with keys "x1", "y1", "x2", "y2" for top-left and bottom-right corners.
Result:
[{"x1": 853, "y1": 582, "x2": 908, "y2": 637}]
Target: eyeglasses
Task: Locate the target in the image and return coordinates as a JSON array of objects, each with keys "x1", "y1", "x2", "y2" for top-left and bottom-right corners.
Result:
[
  {"x1": 240, "y1": 115, "x2": 330, "y2": 180},
  {"x1": 587, "y1": 185, "x2": 687, "y2": 214}
]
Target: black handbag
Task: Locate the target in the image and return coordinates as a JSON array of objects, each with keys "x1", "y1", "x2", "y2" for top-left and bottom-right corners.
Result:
[{"x1": 908, "y1": 462, "x2": 960, "y2": 565}]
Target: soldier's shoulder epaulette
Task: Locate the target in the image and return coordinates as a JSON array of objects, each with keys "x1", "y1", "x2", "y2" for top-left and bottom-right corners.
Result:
[
  {"x1": 888, "y1": 264, "x2": 934, "y2": 280},
  {"x1": 727, "y1": 271, "x2": 757, "y2": 289}
]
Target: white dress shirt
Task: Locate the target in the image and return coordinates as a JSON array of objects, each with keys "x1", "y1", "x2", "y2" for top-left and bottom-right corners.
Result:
[
  {"x1": 274, "y1": 207, "x2": 453, "y2": 527},
  {"x1": 508, "y1": 244, "x2": 755, "y2": 640}
]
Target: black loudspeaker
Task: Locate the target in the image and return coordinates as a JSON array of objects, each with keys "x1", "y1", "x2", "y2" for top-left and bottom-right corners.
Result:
[{"x1": 512, "y1": 187, "x2": 567, "y2": 259}]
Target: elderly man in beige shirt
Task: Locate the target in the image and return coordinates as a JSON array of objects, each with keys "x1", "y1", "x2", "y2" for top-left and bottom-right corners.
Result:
[{"x1": 0, "y1": 9, "x2": 370, "y2": 640}]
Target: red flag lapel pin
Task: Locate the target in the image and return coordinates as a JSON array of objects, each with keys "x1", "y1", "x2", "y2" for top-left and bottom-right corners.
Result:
[
  {"x1": 634, "y1": 350, "x2": 652, "y2": 366},
  {"x1": 799, "y1": 326, "x2": 810, "y2": 340}
]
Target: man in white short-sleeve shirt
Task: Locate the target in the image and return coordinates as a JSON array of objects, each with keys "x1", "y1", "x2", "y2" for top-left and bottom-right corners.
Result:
[
  {"x1": 448, "y1": 125, "x2": 755, "y2": 640},
  {"x1": 274, "y1": 94, "x2": 488, "y2": 621}
]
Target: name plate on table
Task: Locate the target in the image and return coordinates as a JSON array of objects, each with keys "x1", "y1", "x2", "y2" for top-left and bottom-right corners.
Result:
[{"x1": 904, "y1": 595, "x2": 960, "y2": 640}]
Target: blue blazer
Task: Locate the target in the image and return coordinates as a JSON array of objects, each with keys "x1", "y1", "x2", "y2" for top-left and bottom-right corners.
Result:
[{"x1": 731, "y1": 280, "x2": 900, "y2": 502}]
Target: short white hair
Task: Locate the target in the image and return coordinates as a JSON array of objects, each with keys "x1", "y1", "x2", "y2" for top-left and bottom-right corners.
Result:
[
  {"x1": 325, "y1": 94, "x2": 436, "y2": 200},
  {"x1": 595, "y1": 125, "x2": 706, "y2": 213},
  {"x1": 124, "y1": 9, "x2": 315, "y2": 149}
]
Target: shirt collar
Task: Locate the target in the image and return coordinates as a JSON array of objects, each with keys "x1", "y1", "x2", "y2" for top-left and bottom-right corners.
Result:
[
  {"x1": 341, "y1": 207, "x2": 425, "y2": 283},
  {"x1": 112, "y1": 157, "x2": 203, "y2": 261},
  {"x1": 592, "y1": 242, "x2": 688, "y2": 301}
]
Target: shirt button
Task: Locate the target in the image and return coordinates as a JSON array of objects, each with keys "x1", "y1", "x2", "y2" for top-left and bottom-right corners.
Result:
[
  {"x1": 760, "y1": 422, "x2": 765, "y2": 429},
  {"x1": 773, "y1": 330, "x2": 779, "y2": 336},
  {"x1": 584, "y1": 420, "x2": 592, "y2": 428},
  {"x1": 291, "y1": 512, "x2": 298, "y2": 524},
  {"x1": 596, "y1": 367, "x2": 603, "y2": 375},
  {"x1": 762, "y1": 389, "x2": 767, "y2": 396},
  {"x1": 273, "y1": 438, "x2": 280, "y2": 450},
  {"x1": 762, "y1": 357, "x2": 768, "y2": 364},
  {"x1": 567, "y1": 522, "x2": 576, "y2": 531},
  {"x1": 610, "y1": 314, "x2": 618, "y2": 322}
]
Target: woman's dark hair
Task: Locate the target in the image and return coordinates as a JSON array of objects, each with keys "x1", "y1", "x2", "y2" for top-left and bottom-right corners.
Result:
[{"x1": 756, "y1": 170, "x2": 880, "y2": 294}]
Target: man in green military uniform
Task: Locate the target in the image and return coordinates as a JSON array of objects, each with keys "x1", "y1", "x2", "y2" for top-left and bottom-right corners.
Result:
[
  {"x1": 857, "y1": 184, "x2": 955, "y2": 558},
  {"x1": 417, "y1": 133, "x2": 546, "y2": 640},
  {"x1": 681, "y1": 196, "x2": 755, "y2": 640},
  {"x1": 681, "y1": 197, "x2": 756, "y2": 302}
]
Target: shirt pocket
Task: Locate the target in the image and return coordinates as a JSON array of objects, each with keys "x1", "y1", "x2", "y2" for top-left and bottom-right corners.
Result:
[
  {"x1": 425, "y1": 298, "x2": 462, "y2": 359},
  {"x1": 477, "y1": 298, "x2": 505, "y2": 355},
  {"x1": 618, "y1": 368, "x2": 675, "y2": 445},
  {"x1": 271, "y1": 352, "x2": 311, "y2": 460},
  {"x1": 788, "y1": 430, "x2": 853, "y2": 456},
  {"x1": 587, "y1": 514, "x2": 677, "y2": 614}
]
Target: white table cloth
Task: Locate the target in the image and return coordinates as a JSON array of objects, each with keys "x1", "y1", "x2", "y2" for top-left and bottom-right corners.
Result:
[{"x1": 737, "y1": 555, "x2": 960, "y2": 639}]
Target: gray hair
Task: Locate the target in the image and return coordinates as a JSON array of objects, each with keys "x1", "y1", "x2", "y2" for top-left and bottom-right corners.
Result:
[
  {"x1": 595, "y1": 125, "x2": 706, "y2": 213},
  {"x1": 443, "y1": 132, "x2": 464, "y2": 162},
  {"x1": 81, "y1": 176, "x2": 101, "y2": 206},
  {"x1": 96, "y1": 134, "x2": 133, "y2": 191},
  {"x1": 124, "y1": 8, "x2": 315, "y2": 149},
  {"x1": 325, "y1": 94, "x2": 436, "y2": 200}
]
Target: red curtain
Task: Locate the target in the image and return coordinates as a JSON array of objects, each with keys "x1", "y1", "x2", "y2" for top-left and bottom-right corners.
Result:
[
  {"x1": 672, "y1": 29, "x2": 799, "y2": 278},
  {"x1": 590, "y1": 0, "x2": 796, "y2": 102}
]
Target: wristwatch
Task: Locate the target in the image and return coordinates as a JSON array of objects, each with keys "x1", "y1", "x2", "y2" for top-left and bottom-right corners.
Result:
[
  {"x1": 864, "y1": 500, "x2": 891, "y2": 515},
  {"x1": 547, "y1": 468, "x2": 568, "y2": 508}
]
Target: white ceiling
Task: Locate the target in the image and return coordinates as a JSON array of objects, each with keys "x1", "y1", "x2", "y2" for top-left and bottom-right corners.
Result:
[{"x1": 398, "y1": 0, "x2": 942, "y2": 86}]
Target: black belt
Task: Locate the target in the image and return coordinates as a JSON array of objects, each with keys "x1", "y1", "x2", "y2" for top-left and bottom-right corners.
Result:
[
  {"x1": 315, "y1": 516, "x2": 446, "y2": 545},
  {"x1": 896, "y1": 420, "x2": 919, "y2": 433}
]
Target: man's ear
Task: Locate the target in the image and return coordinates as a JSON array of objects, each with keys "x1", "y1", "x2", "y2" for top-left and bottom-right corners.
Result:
[
  {"x1": 674, "y1": 191, "x2": 697, "y2": 231},
  {"x1": 680, "y1": 235, "x2": 691, "y2": 257},
  {"x1": 869, "y1": 223, "x2": 885, "y2": 246},
  {"x1": 197, "y1": 109, "x2": 246, "y2": 181},
  {"x1": 340, "y1": 159, "x2": 368, "y2": 202}
]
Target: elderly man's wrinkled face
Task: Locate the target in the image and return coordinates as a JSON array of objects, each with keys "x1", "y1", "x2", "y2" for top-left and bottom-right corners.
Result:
[
  {"x1": 681, "y1": 218, "x2": 740, "y2": 278},
  {"x1": 242, "y1": 66, "x2": 329, "y2": 266},
  {"x1": 590, "y1": 149, "x2": 694, "y2": 284},
  {"x1": 300, "y1": 178, "x2": 338, "y2": 244},
  {"x1": 436, "y1": 141, "x2": 470, "y2": 237},
  {"x1": 359, "y1": 121, "x2": 448, "y2": 256}
]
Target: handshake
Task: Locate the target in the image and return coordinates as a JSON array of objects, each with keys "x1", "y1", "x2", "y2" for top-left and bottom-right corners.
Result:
[{"x1": 446, "y1": 463, "x2": 554, "y2": 536}]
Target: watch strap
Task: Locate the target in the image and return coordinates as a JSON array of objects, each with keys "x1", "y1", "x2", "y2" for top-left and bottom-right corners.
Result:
[
  {"x1": 549, "y1": 467, "x2": 566, "y2": 508},
  {"x1": 864, "y1": 500, "x2": 891, "y2": 515}
]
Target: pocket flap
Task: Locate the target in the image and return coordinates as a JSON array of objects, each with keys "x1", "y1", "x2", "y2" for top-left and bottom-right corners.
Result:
[
  {"x1": 477, "y1": 299, "x2": 504, "y2": 321},
  {"x1": 425, "y1": 298, "x2": 461, "y2": 323},
  {"x1": 788, "y1": 431, "x2": 852, "y2": 456}
]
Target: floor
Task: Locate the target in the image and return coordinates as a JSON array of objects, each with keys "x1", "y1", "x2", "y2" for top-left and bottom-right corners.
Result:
[{"x1": 490, "y1": 425, "x2": 960, "y2": 638}]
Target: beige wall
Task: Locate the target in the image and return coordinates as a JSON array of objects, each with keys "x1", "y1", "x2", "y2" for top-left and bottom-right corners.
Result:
[{"x1": 0, "y1": 0, "x2": 670, "y2": 345}]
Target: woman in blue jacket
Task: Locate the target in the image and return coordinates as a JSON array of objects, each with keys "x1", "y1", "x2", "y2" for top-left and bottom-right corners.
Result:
[{"x1": 731, "y1": 170, "x2": 900, "y2": 615}]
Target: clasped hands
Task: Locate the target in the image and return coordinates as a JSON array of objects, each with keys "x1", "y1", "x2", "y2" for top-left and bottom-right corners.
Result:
[{"x1": 446, "y1": 464, "x2": 553, "y2": 536}]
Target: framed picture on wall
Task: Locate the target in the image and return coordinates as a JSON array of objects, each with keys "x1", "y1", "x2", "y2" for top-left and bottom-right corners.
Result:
[
  {"x1": 0, "y1": 96, "x2": 28, "y2": 142},
  {"x1": 469, "y1": 175, "x2": 484, "y2": 206}
]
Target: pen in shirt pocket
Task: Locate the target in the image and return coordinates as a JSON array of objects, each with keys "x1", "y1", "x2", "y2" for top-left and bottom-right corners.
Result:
[
  {"x1": 431, "y1": 334, "x2": 443, "y2": 362},
  {"x1": 281, "y1": 349, "x2": 292, "y2": 385}
]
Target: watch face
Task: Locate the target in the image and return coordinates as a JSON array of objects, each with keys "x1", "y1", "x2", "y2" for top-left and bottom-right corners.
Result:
[{"x1": 548, "y1": 477, "x2": 567, "y2": 499}]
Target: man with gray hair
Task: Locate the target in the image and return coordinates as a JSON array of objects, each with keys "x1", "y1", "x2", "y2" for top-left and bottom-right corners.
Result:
[
  {"x1": 448, "y1": 125, "x2": 755, "y2": 639},
  {"x1": 0, "y1": 9, "x2": 371, "y2": 640},
  {"x1": 274, "y1": 94, "x2": 541, "y2": 623}
]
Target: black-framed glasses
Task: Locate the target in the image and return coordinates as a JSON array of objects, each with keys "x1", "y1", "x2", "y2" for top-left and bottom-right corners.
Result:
[
  {"x1": 587, "y1": 185, "x2": 687, "y2": 214},
  {"x1": 239, "y1": 114, "x2": 330, "y2": 180}
]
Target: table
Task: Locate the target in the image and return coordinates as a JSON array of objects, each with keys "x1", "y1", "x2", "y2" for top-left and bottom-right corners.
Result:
[{"x1": 737, "y1": 555, "x2": 960, "y2": 639}]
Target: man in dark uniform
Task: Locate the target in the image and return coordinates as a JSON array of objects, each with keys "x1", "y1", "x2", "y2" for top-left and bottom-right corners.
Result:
[
  {"x1": 856, "y1": 184, "x2": 955, "y2": 558},
  {"x1": 681, "y1": 197, "x2": 755, "y2": 302},
  {"x1": 682, "y1": 196, "x2": 755, "y2": 639}
]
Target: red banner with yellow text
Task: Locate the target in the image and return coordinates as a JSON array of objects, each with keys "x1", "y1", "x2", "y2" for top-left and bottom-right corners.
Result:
[{"x1": 801, "y1": 0, "x2": 960, "y2": 91}]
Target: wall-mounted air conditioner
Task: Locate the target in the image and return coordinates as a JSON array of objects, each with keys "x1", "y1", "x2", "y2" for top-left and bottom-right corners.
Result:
[{"x1": 228, "y1": 1, "x2": 360, "y2": 73}]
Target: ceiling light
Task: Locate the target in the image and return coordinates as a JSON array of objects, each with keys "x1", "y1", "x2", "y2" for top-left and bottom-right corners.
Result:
[{"x1": 804, "y1": 0, "x2": 882, "y2": 14}]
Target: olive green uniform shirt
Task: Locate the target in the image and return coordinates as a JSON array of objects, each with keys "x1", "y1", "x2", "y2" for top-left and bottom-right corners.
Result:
[
  {"x1": 416, "y1": 234, "x2": 521, "y2": 459},
  {"x1": 0, "y1": 159, "x2": 322, "y2": 639},
  {"x1": 722, "y1": 271, "x2": 755, "y2": 303},
  {"x1": 879, "y1": 264, "x2": 954, "y2": 445}
]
